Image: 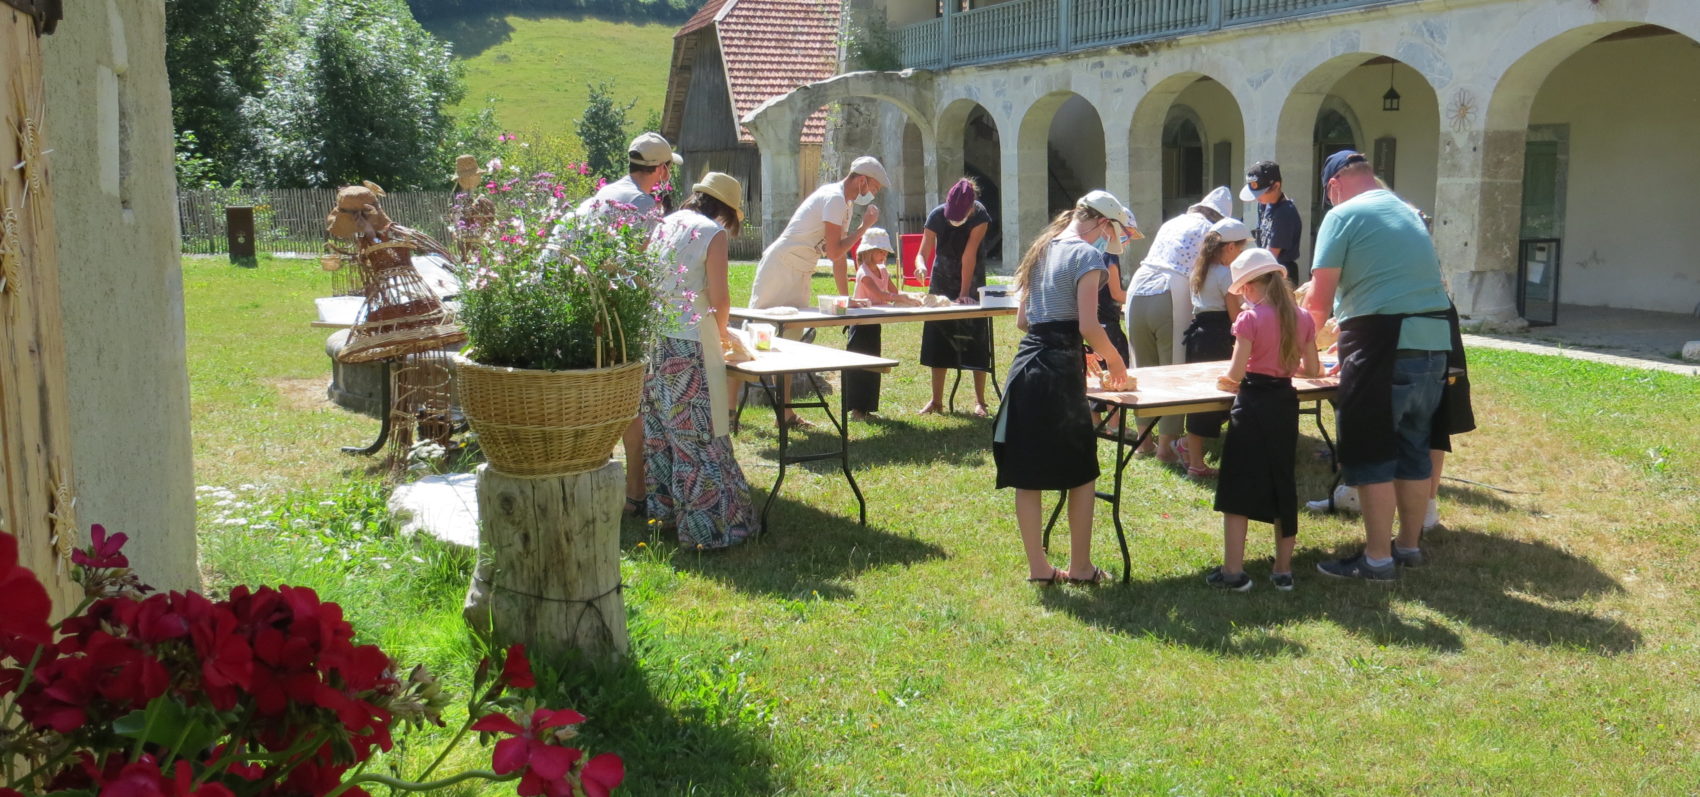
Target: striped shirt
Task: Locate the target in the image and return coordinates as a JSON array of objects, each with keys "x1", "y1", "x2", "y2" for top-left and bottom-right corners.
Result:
[{"x1": 1026, "y1": 235, "x2": 1107, "y2": 323}]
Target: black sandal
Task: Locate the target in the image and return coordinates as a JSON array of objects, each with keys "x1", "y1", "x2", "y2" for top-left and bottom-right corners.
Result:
[
  {"x1": 1026, "y1": 567, "x2": 1064, "y2": 586},
  {"x1": 1067, "y1": 566, "x2": 1112, "y2": 586},
  {"x1": 623, "y1": 497, "x2": 646, "y2": 518}
]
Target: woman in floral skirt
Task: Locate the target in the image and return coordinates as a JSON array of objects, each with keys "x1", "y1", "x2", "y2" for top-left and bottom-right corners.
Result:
[{"x1": 642, "y1": 172, "x2": 758, "y2": 548}]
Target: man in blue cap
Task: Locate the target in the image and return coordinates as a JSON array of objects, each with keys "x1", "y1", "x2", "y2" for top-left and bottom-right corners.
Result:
[{"x1": 1304, "y1": 150, "x2": 1452, "y2": 582}]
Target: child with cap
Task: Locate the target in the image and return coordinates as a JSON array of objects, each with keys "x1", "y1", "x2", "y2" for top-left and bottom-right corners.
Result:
[
  {"x1": 1175, "y1": 217, "x2": 1252, "y2": 478},
  {"x1": 994, "y1": 190, "x2": 1134, "y2": 587},
  {"x1": 843, "y1": 227, "x2": 914, "y2": 421},
  {"x1": 1240, "y1": 160, "x2": 1304, "y2": 283},
  {"x1": 1208, "y1": 248, "x2": 1320, "y2": 592}
]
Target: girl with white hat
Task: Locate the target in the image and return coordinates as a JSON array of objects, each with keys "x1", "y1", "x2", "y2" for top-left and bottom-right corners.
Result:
[
  {"x1": 843, "y1": 227, "x2": 914, "y2": 420},
  {"x1": 1175, "y1": 217, "x2": 1253, "y2": 478},
  {"x1": 994, "y1": 191, "x2": 1134, "y2": 586},
  {"x1": 1207, "y1": 248, "x2": 1321, "y2": 592}
]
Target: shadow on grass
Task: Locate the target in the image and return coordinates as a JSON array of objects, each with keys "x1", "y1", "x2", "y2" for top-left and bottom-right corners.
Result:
[
  {"x1": 621, "y1": 496, "x2": 947, "y2": 600},
  {"x1": 1041, "y1": 528, "x2": 1639, "y2": 656},
  {"x1": 744, "y1": 414, "x2": 994, "y2": 471},
  {"x1": 536, "y1": 650, "x2": 785, "y2": 796}
]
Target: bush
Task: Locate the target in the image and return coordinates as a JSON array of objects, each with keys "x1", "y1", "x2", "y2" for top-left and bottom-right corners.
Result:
[{"x1": 577, "y1": 81, "x2": 638, "y2": 183}]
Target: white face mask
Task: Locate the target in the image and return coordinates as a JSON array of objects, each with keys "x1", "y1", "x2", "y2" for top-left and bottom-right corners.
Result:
[
  {"x1": 947, "y1": 216, "x2": 968, "y2": 227},
  {"x1": 853, "y1": 191, "x2": 874, "y2": 206}
]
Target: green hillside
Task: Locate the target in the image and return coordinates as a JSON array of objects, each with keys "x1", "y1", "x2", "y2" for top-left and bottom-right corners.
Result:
[{"x1": 425, "y1": 13, "x2": 676, "y2": 137}]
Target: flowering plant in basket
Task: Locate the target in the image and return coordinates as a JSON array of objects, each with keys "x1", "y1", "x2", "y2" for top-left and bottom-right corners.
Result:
[
  {"x1": 455, "y1": 171, "x2": 671, "y2": 371},
  {"x1": 0, "y1": 527, "x2": 623, "y2": 796}
]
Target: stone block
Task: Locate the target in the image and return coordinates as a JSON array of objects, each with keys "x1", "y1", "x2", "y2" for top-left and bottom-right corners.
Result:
[{"x1": 1682, "y1": 340, "x2": 1700, "y2": 362}]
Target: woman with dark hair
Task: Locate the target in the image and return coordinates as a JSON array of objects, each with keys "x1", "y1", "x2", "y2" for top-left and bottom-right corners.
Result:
[
  {"x1": 917, "y1": 178, "x2": 994, "y2": 416},
  {"x1": 641, "y1": 173, "x2": 758, "y2": 549}
]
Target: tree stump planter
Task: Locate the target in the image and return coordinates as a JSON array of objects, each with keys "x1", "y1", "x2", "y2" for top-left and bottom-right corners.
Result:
[{"x1": 464, "y1": 461, "x2": 629, "y2": 663}]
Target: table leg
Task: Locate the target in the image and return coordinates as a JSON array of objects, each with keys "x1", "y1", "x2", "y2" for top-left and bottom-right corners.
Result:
[
  {"x1": 1042, "y1": 405, "x2": 1146, "y2": 583},
  {"x1": 1307, "y1": 399, "x2": 1344, "y2": 512},
  {"x1": 757, "y1": 375, "x2": 786, "y2": 534},
  {"x1": 341, "y1": 360, "x2": 393, "y2": 455},
  {"x1": 812, "y1": 371, "x2": 867, "y2": 526}
]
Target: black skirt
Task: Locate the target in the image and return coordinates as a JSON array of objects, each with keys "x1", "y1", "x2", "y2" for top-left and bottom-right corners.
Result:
[
  {"x1": 1214, "y1": 373, "x2": 1299, "y2": 537},
  {"x1": 993, "y1": 321, "x2": 1098, "y2": 491},
  {"x1": 921, "y1": 254, "x2": 993, "y2": 371},
  {"x1": 1182, "y1": 311, "x2": 1233, "y2": 438},
  {"x1": 843, "y1": 324, "x2": 882, "y2": 413}
]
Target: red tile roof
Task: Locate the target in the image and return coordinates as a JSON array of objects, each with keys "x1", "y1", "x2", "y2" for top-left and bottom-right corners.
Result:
[{"x1": 679, "y1": 0, "x2": 839, "y2": 145}]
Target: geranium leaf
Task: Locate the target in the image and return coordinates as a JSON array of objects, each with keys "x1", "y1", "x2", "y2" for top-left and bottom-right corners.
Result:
[{"x1": 114, "y1": 697, "x2": 224, "y2": 757}]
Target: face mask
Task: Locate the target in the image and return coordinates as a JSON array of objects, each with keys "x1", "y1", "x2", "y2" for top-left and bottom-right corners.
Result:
[
  {"x1": 854, "y1": 192, "x2": 874, "y2": 206},
  {"x1": 1091, "y1": 236, "x2": 1110, "y2": 254},
  {"x1": 947, "y1": 216, "x2": 968, "y2": 227}
]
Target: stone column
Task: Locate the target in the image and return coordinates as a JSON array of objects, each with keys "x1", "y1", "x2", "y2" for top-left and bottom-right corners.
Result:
[
  {"x1": 1000, "y1": 130, "x2": 1030, "y2": 268},
  {"x1": 1434, "y1": 115, "x2": 1526, "y2": 330},
  {"x1": 750, "y1": 118, "x2": 802, "y2": 245},
  {"x1": 1125, "y1": 103, "x2": 1163, "y2": 265}
]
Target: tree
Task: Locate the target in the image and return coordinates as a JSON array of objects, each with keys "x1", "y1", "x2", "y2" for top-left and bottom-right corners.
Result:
[
  {"x1": 164, "y1": 0, "x2": 275, "y2": 184},
  {"x1": 243, "y1": 0, "x2": 464, "y2": 189},
  {"x1": 576, "y1": 81, "x2": 637, "y2": 182}
]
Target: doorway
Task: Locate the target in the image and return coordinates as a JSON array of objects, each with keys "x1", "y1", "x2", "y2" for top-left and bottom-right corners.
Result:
[{"x1": 1518, "y1": 124, "x2": 1568, "y2": 326}]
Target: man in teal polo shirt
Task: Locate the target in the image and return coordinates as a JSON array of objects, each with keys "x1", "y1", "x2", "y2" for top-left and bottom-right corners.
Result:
[{"x1": 1304, "y1": 151, "x2": 1451, "y2": 582}]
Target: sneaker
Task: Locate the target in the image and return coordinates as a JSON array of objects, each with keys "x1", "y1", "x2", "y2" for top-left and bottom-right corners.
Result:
[
  {"x1": 1270, "y1": 572, "x2": 1295, "y2": 591},
  {"x1": 1421, "y1": 497, "x2": 1440, "y2": 532},
  {"x1": 1205, "y1": 566, "x2": 1253, "y2": 592},
  {"x1": 1392, "y1": 548, "x2": 1426, "y2": 568},
  {"x1": 1305, "y1": 484, "x2": 1361, "y2": 514},
  {"x1": 1316, "y1": 553, "x2": 1398, "y2": 582}
]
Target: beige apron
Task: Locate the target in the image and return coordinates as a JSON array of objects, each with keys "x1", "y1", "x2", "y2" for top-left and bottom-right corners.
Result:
[{"x1": 696, "y1": 315, "x2": 733, "y2": 439}]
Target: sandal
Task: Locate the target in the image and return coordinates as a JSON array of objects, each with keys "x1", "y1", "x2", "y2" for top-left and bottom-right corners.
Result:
[
  {"x1": 1026, "y1": 567, "x2": 1065, "y2": 586},
  {"x1": 1066, "y1": 566, "x2": 1112, "y2": 586},
  {"x1": 784, "y1": 415, "x2": 816, "y2": 430},
  {"x1": 1186, "y1": 464, "x2": 1220, "y2": 479},
  {"x1": 622, "y1": 497, "x2": 646, "y2": 518},
  {"x1": 972, "y1": 402, "x2": 990, "y2": 418}
]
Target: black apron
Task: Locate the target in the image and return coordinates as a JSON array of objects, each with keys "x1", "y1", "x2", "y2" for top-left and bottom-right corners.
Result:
[
  {"x1": 993, "y1": 321, "x2": 1098, "y2": 490},
  {"x1": 1335, "y1": 308, "x2": 1452, "y2": 467},
  {"x1": 920, "y1": 253, "x2": 993, "y2": 371},
  {"x1": 1182, "y1": 311, "x2": 1233, "y2": 437},
  {"x1": 1214, "y1": 373, "x2": 1299, "y2": 536},
  {"x1": 843, "y1": 323, "x2": 882, "y2": 413},
  {"x1": 1430, "y1": 303, "x2": 1475, "y2": 452}
]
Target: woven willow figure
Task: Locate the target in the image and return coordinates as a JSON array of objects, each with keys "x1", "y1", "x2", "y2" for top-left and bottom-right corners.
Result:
[{"x1": 326, "y1": 184, "x2": 465, "y2": 464}]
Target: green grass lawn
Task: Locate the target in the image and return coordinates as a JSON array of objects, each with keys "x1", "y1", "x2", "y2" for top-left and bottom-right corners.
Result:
[
  {"x1": 424, "y1": 13, "x2": 676, "y2": 137},
  {"x1": 190, "y1": 256, "x2": 1700, "y2": 794}
]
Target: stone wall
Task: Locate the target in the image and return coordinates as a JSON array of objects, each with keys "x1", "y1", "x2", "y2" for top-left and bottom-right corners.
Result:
[{"x1": 42, "y1": 0, "x2": 197, "y2": 590}]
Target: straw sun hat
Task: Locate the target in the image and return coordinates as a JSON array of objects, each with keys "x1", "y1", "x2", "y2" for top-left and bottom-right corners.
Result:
[
  {"x1": 692, "y1": 172, "x2": 744, "y2": 224},
  {"x1": 450, "y1": 154, "x2": 487, "y2": 191}
]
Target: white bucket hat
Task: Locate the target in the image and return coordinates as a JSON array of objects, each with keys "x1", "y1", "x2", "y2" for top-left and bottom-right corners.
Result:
[
  {"x1": 1228, "y1": 247, "x2": 1287, "y2": 295},
  {"x1": 1191, "y1": 186, "x2": 1234, "y2": 219},
  {"x1": 857, "y1": 227, "x2": 894, "y2": 256},
  {"x1": 1210, "y1": 217, "x2": 1252, "y2": 242},
  {"x1": 1077, "y1": 189, "x2": 1138, "y2": 254}
]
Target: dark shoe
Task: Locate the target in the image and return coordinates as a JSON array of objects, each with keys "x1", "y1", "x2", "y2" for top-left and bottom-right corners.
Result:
[
  {"x1": 623, "y1": 497, "x2": 646, "y2": 519},
  {"x1": 1270, "y1": 572, "x2": 1295, "y2": 591},
  {"x1": 1205, "y1": 567, "x2": 1253, "y2": 592},
  {"x1": 1392, "y1": 548, "x2": 1426, "y2": 568},
  {"x1": 1026, "y1": 567, "x2": 1064, "y2": 586},
  {"x1": 1067, "y1": 566, "x2": 1112, "y2": 586},
  {"x1": 1316, "y1": 553, "x2": 1398, "y2": 582}
]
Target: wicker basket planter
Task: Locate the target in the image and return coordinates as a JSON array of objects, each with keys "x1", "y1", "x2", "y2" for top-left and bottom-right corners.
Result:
[{"x1": 455, "y1": 354, "x2": 645, "y2": 477}]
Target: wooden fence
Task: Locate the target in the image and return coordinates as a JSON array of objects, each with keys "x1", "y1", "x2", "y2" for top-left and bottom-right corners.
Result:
[{"x1": 179, "y1": 187, "x2": 771, "y2": 260}]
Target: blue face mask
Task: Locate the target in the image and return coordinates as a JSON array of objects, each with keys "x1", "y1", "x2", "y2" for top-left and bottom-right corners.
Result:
[{"x1": 1091, "y1": 236, "x2": 1110, "y2": 254}]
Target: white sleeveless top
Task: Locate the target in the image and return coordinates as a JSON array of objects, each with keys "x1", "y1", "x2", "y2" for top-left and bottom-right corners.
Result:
[{"x1": 650, "y1": 210, "x2": 725, "y2": 341}]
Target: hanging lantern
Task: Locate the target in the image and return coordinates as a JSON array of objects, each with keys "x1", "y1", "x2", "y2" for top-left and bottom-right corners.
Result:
[{"x1": 1383, "y1": 62, "x2": 1402, "y2": 112}]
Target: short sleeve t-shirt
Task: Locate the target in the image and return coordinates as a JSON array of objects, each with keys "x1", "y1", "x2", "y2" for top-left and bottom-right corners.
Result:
[
  {"x1": 1311, "y1": 189, "x2": 1451, "y2": 350},
  {"x1": 1192, "y1": 263, "x2": 1233, "y2": 313},
  {"x1": 773, "y1": 183, "x2": 850, "y2": 256},
  {"x1": 1131, "y1": 212, "x2": 1212, "y2": 296},
  {"x1": 576, "y1": 176, "x2": 659, "y2": 227},
  {"x1": 1027, "y1": 235, "x2": 1107, "y2": 324},
  {"x1": 923, "y1": 202, "x2": 992, "y2": 263},
  {"x1": 1257, "y1": 196, "x2": 1302, "y2": 267},
  {"x1": 1233, "y1": 300, "x2": 1317, "y2": 378}
]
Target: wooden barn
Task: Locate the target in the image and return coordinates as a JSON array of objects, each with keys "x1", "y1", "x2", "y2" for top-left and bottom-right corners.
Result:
[{"x1": 660, "y1": 0, "x2": 840, "y2": 256}]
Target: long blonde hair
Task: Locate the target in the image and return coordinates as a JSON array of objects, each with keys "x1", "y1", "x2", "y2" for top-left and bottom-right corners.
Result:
[
  {"x1": 1190, "y1": 231, "x2": 1234, "y2": 295},
  {"x1": 1248, "y1": 271, "x2": 1302, "y2": 373},
  {"x1": 1013, "y1": 206, "x2": 1106, "y2": 296}
]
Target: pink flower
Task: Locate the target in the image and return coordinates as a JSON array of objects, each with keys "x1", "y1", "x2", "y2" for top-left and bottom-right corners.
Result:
[{"x1": 73, "y1": 524, "x2": 129, "y2": 569}]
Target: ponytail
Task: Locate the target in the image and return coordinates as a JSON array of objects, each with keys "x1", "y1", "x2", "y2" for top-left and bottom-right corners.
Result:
[
  {"x1": 1014, "y1": 207, "x2": 1101, "y2": 297},
  {"x1": 1190, "y1": 231, "x2": 1228, "y2": 295},
  {"x1": 1254, "y1": 272, "x2": 1302, "y2": 373}
]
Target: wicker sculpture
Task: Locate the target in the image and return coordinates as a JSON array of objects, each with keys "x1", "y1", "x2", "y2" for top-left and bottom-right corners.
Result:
[{"x1": 326, "y1": 183, "x2": 465, "y2": 462}]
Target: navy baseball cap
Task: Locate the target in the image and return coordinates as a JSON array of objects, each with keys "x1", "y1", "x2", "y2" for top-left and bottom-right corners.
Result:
[
  {"x1": 1239, "y1": 161, "x2": 1283, "y2": 202},
  {"x1": 1320, "y1": 150, "x2": 1368, "y2": 185}
]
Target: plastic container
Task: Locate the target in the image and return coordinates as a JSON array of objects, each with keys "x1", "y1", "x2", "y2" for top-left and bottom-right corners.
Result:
[
  {"x1": 748, "y1": 323, "x2": 776, "y2": 351},
  {"x1": 978, "y1": 285, "x2": 1018, "y2": 308},
  {"x1": 817, "y1": 295, "x2": 850, "y2": 315}
]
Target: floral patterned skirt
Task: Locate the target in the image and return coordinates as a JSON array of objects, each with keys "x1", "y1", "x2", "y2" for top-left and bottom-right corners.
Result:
[{"x1": 642, "y1": 336, "x2": 759, "y2": 549}]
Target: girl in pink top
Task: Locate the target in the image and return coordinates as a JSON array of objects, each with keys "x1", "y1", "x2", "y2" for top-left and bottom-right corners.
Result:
[
  {"x1": 844, "y1": 228, "x2": 903, "y2": 420},
  {"x1": 1208, "y1": 248, "x2": 1320, "y2": 592}
]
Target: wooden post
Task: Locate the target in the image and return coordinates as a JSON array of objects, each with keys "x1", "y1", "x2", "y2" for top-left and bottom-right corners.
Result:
[{"x1": 464, "y1": 461, "x2": 629, "y2": 663}]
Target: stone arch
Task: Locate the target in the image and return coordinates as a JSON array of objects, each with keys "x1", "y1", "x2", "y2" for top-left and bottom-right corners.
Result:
[
  {"x1": 1127, "y1": 71, "x2": 1245, "y2": 259},
  {"x1": 1016, "y1": 90, "x2": 1107, "y2": 253},
  {"x1": 1274, "y1": 52, "x2": 1442, "y2": 273},
  {"x1": 741, "y1": 70, "x2": 939, "y2": 242},
  {"x1": 936, "y1": 97, "x2": 1005, "y2": 260}
]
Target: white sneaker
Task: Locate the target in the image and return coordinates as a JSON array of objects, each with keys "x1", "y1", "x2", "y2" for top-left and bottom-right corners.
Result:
[
  {"x1": 1305, "y1": 484, "x2": 1361, "y2": 514},
  {"x1": 1422, "y1": 497, "x2": 1440, "y2": 532}
]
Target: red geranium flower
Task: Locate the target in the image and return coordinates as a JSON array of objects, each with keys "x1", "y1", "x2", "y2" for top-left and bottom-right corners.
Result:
[
  {"x1": 473, "y1": 708, "x2": 587, "y2": 797},
  {"x1": 500, "y1": 644, "x2": 535, "y2": 689},
  {"x1": 580, "y1": 753, "x2": 625, "y2": 797},
  {"x1": 98, "y1": 755, "x2": 235, "y2": 797},
  {"x1": 0, "y1": 531, "x2": 54, "y2": 662},
  {"x1": 73, "y1": 523, "x2": 129, "y2": 569}
]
